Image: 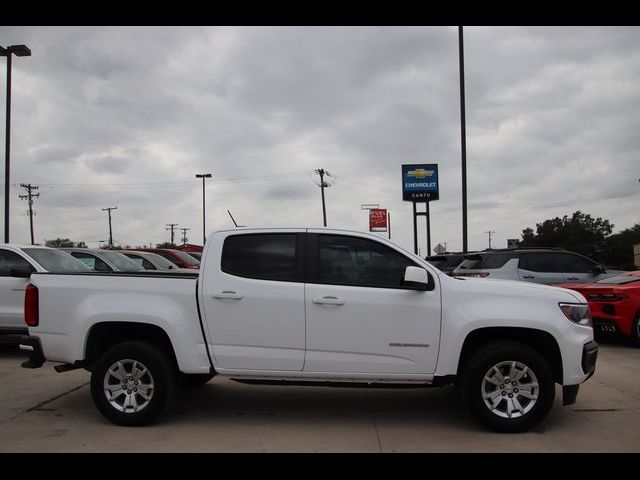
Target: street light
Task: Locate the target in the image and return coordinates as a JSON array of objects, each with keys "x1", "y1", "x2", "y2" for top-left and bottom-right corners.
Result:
[
  {"x1": 195, "y1": 173, "x2": 212, "y2": 245},
  {"x1": 1, "y1": 44, "x2": 31, "y2": 243}
]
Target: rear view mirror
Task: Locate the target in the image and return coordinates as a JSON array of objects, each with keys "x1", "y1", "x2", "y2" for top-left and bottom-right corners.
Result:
[{"x1": 403, "y1": 266, "x2": 434, "y2": 291}]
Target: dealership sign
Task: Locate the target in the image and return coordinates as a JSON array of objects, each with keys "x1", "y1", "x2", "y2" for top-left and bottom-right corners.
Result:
[
  {"x1": 369, "y1": 208, "x2": 388, "y2": 232},
  {"x1": 402, "y1": 164, "x2": 439, "y2": 202}
]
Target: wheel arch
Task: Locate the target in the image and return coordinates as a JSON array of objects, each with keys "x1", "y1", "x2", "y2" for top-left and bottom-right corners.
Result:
[
  {"x1": 84, "y1": 321, "x2": 179, "y2": 370},
  {"x1": 456, "y1": 327, "x2": 563, "y2": 384}
]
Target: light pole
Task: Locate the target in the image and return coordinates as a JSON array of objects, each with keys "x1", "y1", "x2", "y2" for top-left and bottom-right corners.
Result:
[
  {"x1": 196, "y1": 173, "x2": 212, "y2": 244},
  {"x1": 1, "y1": 44, "x2": 31, "y2": 243}
]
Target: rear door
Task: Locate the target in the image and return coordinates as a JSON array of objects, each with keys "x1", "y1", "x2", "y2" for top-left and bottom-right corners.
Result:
[
  {"x1": 199, "y1": 230, "x2": 306, "y2": 371},
  {"x1": 303, "y1": 232, "x2": 441, "y2": 374},
  {"x1": 517, "y1": 253, "x2": 564, "y2": 284}
]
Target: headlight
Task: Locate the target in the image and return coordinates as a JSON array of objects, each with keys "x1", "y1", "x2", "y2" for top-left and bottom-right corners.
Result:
[{"x1": 559, "y1": 303, "x2": 592, "y2": 327}]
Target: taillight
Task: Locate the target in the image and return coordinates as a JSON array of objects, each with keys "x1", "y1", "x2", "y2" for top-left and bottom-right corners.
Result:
[
  {"x1": 24, "y1": 283, "x2": 39, "y2": 327},
  {"x1": 587, "y1": 293, "x2": 628, "y2": 302}
]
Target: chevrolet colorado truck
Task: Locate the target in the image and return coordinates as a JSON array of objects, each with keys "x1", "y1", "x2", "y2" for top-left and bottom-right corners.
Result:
[{"x1": 19, "y1": 228, "x2": 598, "y2": 432}]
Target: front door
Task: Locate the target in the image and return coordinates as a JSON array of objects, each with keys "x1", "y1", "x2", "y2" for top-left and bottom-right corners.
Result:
[{"x1": 304, "y1": 232, "x2": 441, "y2": 375}]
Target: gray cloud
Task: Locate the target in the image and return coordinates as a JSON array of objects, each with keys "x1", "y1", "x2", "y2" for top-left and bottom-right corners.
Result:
[{"x1": 1, "y1": 26, "x2": 638, "y2": 253}]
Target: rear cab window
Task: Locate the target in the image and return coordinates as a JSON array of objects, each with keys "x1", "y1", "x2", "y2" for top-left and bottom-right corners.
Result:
[{"x1": 221, "y1": 233, "x2": 301, "y2": 282}]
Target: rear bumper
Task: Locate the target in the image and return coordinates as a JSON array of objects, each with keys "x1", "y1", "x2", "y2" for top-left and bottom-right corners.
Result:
[{"x1": 18, "y1": 335, "x2": 45, "y2": 369}]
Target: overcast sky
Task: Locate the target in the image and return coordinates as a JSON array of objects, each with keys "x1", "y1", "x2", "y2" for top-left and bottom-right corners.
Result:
[{"x1": 1, "y1": 26, "x2": 638, "y2": 254}]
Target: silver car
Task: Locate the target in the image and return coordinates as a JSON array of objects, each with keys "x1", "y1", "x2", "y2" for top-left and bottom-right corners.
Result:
[
  {"x1": 452, "y1": 248, "x2": 618, "y2": 284},
  {"x1": 118, "y1": 250, "x2": 195, "y2": 273},
  {"x1": 61, "y1": 248, "x2": 144, "y2": 273},
  {"x1": 0, "y1": 245, "x2": 91, "y2": 334}
]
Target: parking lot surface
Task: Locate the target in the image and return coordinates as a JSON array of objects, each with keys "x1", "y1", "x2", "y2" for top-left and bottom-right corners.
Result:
[{"x1": 0, "y1": 336, "x2": 639, "y2": 453}]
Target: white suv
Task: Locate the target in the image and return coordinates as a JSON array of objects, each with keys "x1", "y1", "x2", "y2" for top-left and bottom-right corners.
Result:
[
  {"x1": 452, "y1": 248, "x2": 618, "y2": 284},
  {"x1": 0, "y1": 245, "x2": 91, "y2": 334}
]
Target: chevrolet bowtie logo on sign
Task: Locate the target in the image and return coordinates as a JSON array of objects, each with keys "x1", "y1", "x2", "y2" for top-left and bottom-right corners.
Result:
[
  {"x1": 407, "y1": 168, "x2": 434, "y2": 178},
  {"x1": 402, "y1": 164, "x2": 439, "y2": 202}
]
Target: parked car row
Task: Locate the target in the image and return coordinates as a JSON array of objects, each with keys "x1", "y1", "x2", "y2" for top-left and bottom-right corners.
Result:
[
  {"x1": 424, "y1": 247, "x2": 639, "y2": 346},
  {"x1": 0, "y1": 244, "x2": 201, "y2": 335}
]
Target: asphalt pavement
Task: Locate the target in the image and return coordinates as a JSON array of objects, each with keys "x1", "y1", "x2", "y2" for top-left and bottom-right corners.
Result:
[{"x1": 0, "y1": 335, "x2": 639, "y2": 453}]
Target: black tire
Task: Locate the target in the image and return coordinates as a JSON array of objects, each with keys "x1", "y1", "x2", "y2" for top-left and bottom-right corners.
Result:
[
  {"x1": 631, "y1": 314, "x2": 640, "y2": 348},
  {"x1": 90, "y1": 341, "x2": 176, "y2": 426},
  {"x1": 461, "y1": 341, "x2": 555, "y2": 433},
  {"x1": 179, "y1": 372, "x2": 215, "y2": 387}
]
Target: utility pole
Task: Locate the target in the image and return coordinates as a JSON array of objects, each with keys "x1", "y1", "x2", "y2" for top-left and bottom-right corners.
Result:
[
  {"x1": 314, "y1": 168, "x2": 332, "y2": 227},
  {"x1": 459, "y1": 26, "x2": 469, "y2": 253},
  {"x1": 102, "y1": 206, "x2": 117, "y2": 248},
  {"x1": 485, "y1": 230, "x2": 495, "y2": 250},
  {"x1": 180, "y1": 227, "x2": 190, "y2": 246},
  {"x1": 166, "y1": 223, "x2": 178, "y2": 245},
  {"x1": 19, "y1": 183, "x2": 39, "y2": 245},
  {"x1": 195, "y1": 173, "x2": 212, "y2": 245}
]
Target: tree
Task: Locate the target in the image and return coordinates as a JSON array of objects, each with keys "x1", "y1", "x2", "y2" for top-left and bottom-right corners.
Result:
[
  {"x1": 602, "y1": 224, "x2": 640, "y2": 270},
  {"x1": 45, "y1": 238, "x2": 87, "y2": 248},
  {"x1": 519, "y1": 211, "x2": 614, "y2": 260},
  {"x1": 156, "y1": 242, "x2": 176, "y2": 249}
]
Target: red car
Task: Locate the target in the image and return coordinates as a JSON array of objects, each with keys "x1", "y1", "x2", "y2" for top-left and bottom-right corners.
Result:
[
  {"x1": 556, "y1": 271, "x2": 640, "y2": 346},
  {"x1": 136, "y1": 248, "x2": 200, "y2": 269}
]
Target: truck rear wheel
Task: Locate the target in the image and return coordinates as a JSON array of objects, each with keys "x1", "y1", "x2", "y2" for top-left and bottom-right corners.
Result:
[
  {"x1": 461, "y1": 341, "x2": 555, "y2": 433},
  {"x1": 90, "y1": 341, "x2": 176, "y2": 426}
]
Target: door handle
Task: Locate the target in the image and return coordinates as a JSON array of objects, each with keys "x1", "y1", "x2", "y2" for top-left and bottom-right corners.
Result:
[
  {"x1": 522, "y1": 275, "x2": 535, "y2": 279},
  {"x1": 312, "y1": 296, "x2": 345, "y2": 305},
  {"x1": 212, "y1": 291, "x2": 243, "y2": 300},
  {"x1": 566, "y1": 277, "x2": 579, "y2": 281}
]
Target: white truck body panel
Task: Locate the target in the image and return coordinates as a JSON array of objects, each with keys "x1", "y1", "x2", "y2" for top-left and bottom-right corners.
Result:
[{"x1": 29, "y1": 273, "x2": 211, "y2": 374}]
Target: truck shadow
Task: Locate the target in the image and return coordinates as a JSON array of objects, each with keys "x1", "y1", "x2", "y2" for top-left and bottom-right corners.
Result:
[{"x1": 171, "y1": 379, "x2": 477, "y2": 431}]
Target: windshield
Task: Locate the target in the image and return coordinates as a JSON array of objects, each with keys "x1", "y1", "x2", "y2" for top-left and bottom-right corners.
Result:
[
  {"x1": 595, "y1": 273, "x2": 640, "y2": 285},
  {"x1": 23, "y1": 248, "x2": 92, "y2": 273},
  {"x1": 99, "y1": 251, "x2": 145, "y2": 271}
]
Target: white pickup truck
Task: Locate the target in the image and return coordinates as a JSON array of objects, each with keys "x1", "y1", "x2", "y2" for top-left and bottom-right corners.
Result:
[{"x1": 19, "y1": 228, "x2": 598, "y2": 432}]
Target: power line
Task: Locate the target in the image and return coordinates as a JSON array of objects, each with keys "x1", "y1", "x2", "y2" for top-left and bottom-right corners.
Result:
[{"x1": 19, "y1": 183, "x2": 39, "y2": 245}]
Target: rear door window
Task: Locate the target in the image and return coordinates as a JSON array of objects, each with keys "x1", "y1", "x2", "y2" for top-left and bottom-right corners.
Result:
[
  {"x1": 481, "y1": 254, "x2": 517, "y2": 269},
  {"x1": 222, "y1": 234, "x2": 298, "y2": 282},
  {"x1": 519, "y1": 253, "x2": 560, "y2": 272}
]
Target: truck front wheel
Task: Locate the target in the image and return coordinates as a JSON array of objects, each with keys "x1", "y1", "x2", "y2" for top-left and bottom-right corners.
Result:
[
  {"x1": 462, "y1": 341, "x2": 555, "y2": 433},
  {"x1": 90, "y1": 341, "x2": 176, "y2": 426}
]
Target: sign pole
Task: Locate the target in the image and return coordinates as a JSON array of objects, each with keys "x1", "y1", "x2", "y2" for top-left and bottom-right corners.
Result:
[
  {"x1": 426, "y1": 201, "x2": 431, "y2": 256},
  {"x1": 412, "y1": 202, "x2": 418, "y2": 254},
  {"x1": 387, "y1": 212, "x2": 391, "y2": 240}
]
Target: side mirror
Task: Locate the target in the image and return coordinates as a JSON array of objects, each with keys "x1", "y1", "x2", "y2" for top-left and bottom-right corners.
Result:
[
  {"x1": 593, "y1": 265, "x2": 605, "y2": 275},
  {"x1": 403, "y1": 266, "x2": 434, "y2": 291},
  {"x1": 10, "y1": 265, "x2": 34, "y2": 278}
]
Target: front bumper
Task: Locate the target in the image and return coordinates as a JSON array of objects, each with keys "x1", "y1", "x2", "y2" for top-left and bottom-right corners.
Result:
[
  {"x1": 582, "y1": 340, "x2": 598, "y2": 378},
  {"x1": 563, "y1": 341, "x2": 598, "y2": 406},
  {"x1": 18, "y1": 335, "x2": 45, "y2": 369}
]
